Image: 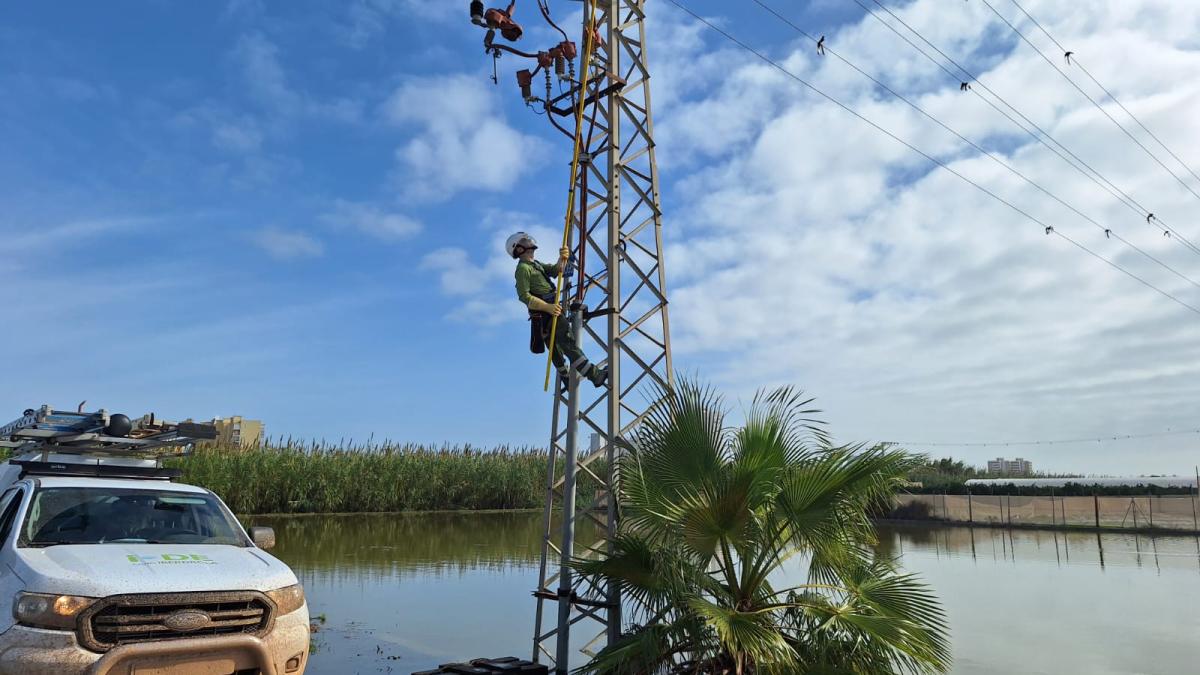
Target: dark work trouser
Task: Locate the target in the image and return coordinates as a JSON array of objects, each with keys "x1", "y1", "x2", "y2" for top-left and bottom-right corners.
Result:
[{"x1": 535, "y1": 310, "x2": 599, "y2": 383}]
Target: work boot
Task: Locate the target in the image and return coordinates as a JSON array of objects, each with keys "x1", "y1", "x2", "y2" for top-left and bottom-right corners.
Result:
[{"x1": 588, "y1": 365, "x2": 609, "y2": 388}]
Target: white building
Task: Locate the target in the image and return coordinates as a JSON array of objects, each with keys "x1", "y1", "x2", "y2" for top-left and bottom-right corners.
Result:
[{"x1": 987, "y1": 457, "x2": 1033, "y2": 476}]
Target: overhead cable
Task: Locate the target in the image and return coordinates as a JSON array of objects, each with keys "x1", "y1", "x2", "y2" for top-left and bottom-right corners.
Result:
[
  {"x1": 860, "y1": 0, "x2": 1200, "y2": 257},
  {"x1": 1004, "y1": 0, "x2": 1200, "y2": 192},
  {"x1": 978, "y1": 0, "x2": 1200, "y2": 207},
  {"x1": 883, "y1": 428, "x2": 1200, "y2": 448},
  {"x1": 749, "y1": 0, "x2": 1200, "y2": 291},
  {"x1": 661, "y1": 0, "x2": 1200, "y2": 317}
]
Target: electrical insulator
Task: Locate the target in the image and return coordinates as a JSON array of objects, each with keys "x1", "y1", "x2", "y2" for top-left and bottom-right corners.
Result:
[
  {"x1": 537, "y1": 51, "x2": 553, "y2": 69},
  {"x1": 517, "y1": 69, "x2": 534, "y2": 101},
  {"x1": 559, "y1": 41, "x2": 577, "y2": 60},
  {"x1": 470, "y1": 1, "x2": 485, "y2": 26},
  {"x1": 483, "y1": 3, "x2": 524, "y2": 41},
  {"x1": 555, "y1": 55, "x2": 566, "y2": 78}
]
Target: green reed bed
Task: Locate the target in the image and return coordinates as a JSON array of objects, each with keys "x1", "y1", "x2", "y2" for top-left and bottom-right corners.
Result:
[{"x1": 175, "y1": 440, "x2": 560, "y2": 514}]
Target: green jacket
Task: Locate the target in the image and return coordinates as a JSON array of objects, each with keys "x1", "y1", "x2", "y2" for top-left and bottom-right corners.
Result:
[{"x1": 515, "y1": 259, "x2": 560, "y2": 306}]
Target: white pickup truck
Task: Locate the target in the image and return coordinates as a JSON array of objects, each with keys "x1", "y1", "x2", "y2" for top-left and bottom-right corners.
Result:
[{"x1": 0, "y1": 407, "x2": 310, "y2": 675}]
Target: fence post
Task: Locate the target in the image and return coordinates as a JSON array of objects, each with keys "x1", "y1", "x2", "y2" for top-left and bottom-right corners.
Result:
[
  {"x1": 967, "y1": 491, "x2": 973, "y2": 523},
  {"x1": 1093, "y1": 492, "x2": 1100, "y2": 529},
  {"x1": 1192, "y1": 490, "x2": 1198, "y2": 532},
  {"x1": 942, "y1": 492, "x2": 949, "y2": 521},
  {"x1": 1006, "y1": 494, "x2": 1012, "y2": 526},
  {"x1": 1050, "y1": 493, "x2": 1056, "y2": 527},
  {"x1": 1147, "y1": 493, "x2": 1153, "y2": 529}
]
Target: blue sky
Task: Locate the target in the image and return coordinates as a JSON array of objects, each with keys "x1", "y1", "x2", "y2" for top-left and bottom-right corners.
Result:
[{"x1": 5, "y1": 1, "x2": 1200, "y2": 474}]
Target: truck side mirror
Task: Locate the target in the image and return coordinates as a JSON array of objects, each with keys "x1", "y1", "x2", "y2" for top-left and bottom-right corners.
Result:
[{"x1": 248, "y1": 526, "x2": 276, "y2": 550}]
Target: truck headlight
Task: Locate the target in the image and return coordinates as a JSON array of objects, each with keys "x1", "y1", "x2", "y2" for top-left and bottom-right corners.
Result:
[
  {"x1": 13, "y1": 592, "x2": 95, "y2": 630},
  {"x1": 266, "y1": 584, "x2": 305, "y2": 615}
]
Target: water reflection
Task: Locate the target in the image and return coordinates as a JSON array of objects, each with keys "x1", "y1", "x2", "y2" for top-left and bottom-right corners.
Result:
[
  {"x1": 877, "y1": 523, "x2": 1200, "y2": 674},
  {"x1": 875, "y1": 522, "x2": 1200, "y2": 574},
  {"x1": 244, "y1": 513, "x2": 1200, "y2": 675},
  {"x1": 245, "y1": 512, "x2": 600, "y2": 675}
]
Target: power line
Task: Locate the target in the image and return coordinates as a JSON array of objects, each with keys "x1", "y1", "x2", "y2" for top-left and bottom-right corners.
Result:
[
  {"x1": 978, "y1": 0, "x2": 1200, "y2": 207},
  {"x1": 660, "y1": 0, "x2": 1200, "y2": 318},
  {"x1": 748, "y1": 0, "x2": 1200, "y2": 292},
  {"x1": 1005, "y1": 0, "x2": 1200, "y2": 190},
  {"x1": 883, "y1": 428, "x2": 1200, "y2": 448},
  {"x1": 859, "y1": 0, "x2": 1200, "y2": 258}
]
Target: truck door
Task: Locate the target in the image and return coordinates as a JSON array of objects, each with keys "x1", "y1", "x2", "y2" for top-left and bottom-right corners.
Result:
[{"x1": 0, "y1": 486, "x2": 27, "y2": 633}]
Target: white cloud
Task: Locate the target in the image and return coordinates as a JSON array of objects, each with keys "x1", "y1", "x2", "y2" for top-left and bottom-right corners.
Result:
[
  {"x1": 251, "y1": 227, "x2": 324, "y2": 259},
  {"x1": 234, "y1": 32, "x2": 301, "y2": 114},
  {"x1": 356, "y1": 0, "x2": 1200, "y2": 471},
  {"x1": 48, "y1": 77, "x2": 116, "y2": 103},
  {"x1": 221, "y1": 0, "x2": 265, "y2": 22},
  {"x1": 230, "y1": 32, "x2": 364, "y2": 125},
  {"x1": 320, "y1": 200, "x2": 423, "y2": 241},
  {"x1": 337, "y1": 0, "x2": 457, "y2": 48},
  {"x1": 211, "y1": 119, "x2": 263, "y2": 153},
  {"x1": 421, "y1": 247, "x2": 491, "y2": 297},
  {"x1": 7, "y1": 217, "x2": 151, "y2": 253},
  {"x1": 421, "y1": 211, "x2": 559, "y2": 324},
  {"x1": 607, "y1": 0, "x2": 1200, "y2": 472},
  {"x1": 382, "y1": 75, "x2": 547, "y2": 200}
]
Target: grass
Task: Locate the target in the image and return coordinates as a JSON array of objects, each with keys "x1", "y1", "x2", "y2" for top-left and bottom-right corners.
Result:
[{"x1": 173, "y1": 439, "x2": 594, "y2": 514}]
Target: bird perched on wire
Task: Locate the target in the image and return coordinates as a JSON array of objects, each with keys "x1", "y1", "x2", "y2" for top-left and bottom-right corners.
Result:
[
  {"x1": 816, "y1": 35, "x2": 826, "y2": 56},
  {"x1": 1147, "y1": 213, "x2": 1156, "y2": 224},
  {"x1": 960, "y1": 82, "x2": 971, "y2": 91},
  {"x1": 1064, "y1": 51, "x2": 1074, "y2": 65}
]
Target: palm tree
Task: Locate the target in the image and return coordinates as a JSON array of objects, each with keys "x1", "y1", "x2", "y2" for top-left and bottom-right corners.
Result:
[{"x1": 572, "y1": 378, "x2": 950, "y2": 675}]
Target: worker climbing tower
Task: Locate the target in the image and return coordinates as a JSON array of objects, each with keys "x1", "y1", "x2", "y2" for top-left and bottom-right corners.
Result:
[
  {"x1": 530, "y1": 0, "x2": 672, "y2": 669},
  {"x1": 468, "y1": 1, "x2": 671, "y2": 671}
]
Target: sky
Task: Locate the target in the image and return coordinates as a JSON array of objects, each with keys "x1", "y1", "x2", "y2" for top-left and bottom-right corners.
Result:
[{"x1": 3, "y1": 0, "x2": 1200, "y2": 475}]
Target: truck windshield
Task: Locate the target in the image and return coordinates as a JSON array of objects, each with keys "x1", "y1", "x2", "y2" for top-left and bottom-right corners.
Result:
[{"x1": 22, "y1": 487, "x2": 248, "y2": 547}]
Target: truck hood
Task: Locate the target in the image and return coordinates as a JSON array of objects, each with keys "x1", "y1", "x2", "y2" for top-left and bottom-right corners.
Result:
[{"x1": 11, "y1": 544, "x2": 297, "y2": 597}]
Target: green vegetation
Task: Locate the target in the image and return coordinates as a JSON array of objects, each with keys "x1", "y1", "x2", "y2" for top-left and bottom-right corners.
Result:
[
  {"x1": 574, "y1": 379, "x2": 949, "y2": 675},
  {"x1": 906, "y1": 457, "x2": 981, "y2": 491},
  {"x1": 176, "y1": 441, "x2": 562, "y2": 514},
  {"x1": 242, "y1": 510, "x2": 601, "y2": 572}
]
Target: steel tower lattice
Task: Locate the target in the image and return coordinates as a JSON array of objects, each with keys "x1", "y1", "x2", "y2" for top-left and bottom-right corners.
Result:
[{"x1": 528, "y1": 1, "x2": 672, "y2": 671}]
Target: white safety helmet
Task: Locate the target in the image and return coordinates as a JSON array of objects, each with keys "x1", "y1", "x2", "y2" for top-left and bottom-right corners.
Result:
[{"x1": 505, "y1": 232, "x2": 538, "y2": 258}]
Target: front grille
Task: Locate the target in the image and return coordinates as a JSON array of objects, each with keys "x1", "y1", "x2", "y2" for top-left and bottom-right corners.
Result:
[{"x1": 78, "y1": 591, "x2": 275, "y2": 653}]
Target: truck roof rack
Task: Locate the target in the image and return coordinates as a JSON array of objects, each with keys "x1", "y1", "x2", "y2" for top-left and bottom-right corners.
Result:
[
  {"x1": 1, "y1": 405, "x2": 218, "y2": 461},
  {"x1": 10, "y1": 459, "x2": 184, "y2": 481}
]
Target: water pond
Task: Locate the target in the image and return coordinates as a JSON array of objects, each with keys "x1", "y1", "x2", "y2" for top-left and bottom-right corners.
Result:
[{"x1": 245, "y1": 512, "x2": 1200, "y2": 675}]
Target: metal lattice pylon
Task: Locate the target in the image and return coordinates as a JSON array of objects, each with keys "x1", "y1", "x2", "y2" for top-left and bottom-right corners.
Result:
[{"x1": 531, "y1": 1, "x2": 672, "y2": 671}]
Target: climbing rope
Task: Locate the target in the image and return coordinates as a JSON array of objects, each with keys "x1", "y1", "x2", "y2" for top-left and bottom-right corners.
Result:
[{"x1": 543, "y1": 0, "x2": 600, "y2": 392}]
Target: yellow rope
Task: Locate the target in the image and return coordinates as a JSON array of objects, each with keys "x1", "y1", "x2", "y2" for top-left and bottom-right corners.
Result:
[{"x1": 544, "y1": 0, "x2": 600, "y2": 391}]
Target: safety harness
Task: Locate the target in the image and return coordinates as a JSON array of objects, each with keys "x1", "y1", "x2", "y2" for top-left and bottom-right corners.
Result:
[{"x1": 523, "y1": 260, "x2": 559, "y2": 355}]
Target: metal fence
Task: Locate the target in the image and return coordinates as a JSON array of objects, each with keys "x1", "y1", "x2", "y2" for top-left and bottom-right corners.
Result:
[{"x1": 892, "y1": 493, "x2": 1200, "y2": 532}]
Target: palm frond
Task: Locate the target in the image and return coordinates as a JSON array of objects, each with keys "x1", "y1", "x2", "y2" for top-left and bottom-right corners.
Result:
[
  {"x1": 629, "y1": 377, "x2": 729, "y2": 495},
  {"x1": 688, "y1": 597, "x2": 797, "y2": 668},
  {"x1": 573, "y1": 621, "x2": 678, "y2": 675},
  {"x1": 573, "y1": 376, "x2": 949, "y2": 675}
]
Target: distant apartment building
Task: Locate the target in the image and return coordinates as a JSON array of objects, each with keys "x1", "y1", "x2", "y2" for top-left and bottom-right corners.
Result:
[
  {"x1": 987, "y1": 457, "x2": 1033, "y2": 476},
  {"x1": 209, "y1": 416, "x2": 264, "y2": 448}
]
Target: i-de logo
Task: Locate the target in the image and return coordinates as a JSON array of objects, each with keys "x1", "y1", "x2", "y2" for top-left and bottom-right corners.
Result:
[{"x1": 127, "y1": 554, "x2": 215, "y2": 565}]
